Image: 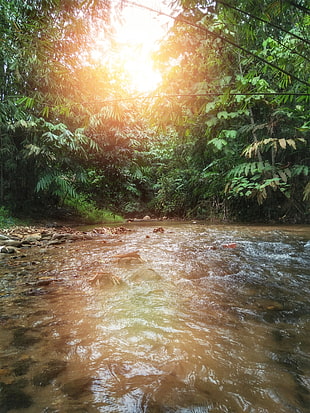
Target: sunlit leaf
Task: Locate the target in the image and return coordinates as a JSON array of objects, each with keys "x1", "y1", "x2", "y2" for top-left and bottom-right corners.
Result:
[{"x1": 278, "y1": 138, "x2": 286, "y2": 149}]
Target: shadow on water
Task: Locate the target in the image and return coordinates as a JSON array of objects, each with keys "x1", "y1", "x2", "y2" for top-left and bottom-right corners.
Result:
[{"x1": 0, "y1": 223, "x2": 309, "y2": 412}]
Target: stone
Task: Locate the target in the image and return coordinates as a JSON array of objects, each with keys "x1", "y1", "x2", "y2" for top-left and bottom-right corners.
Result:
[
  {"x1": 131, "y1": 268, "x2": 161, "y2": 282},
  {"x1": 0, "y1": 246, "x2": 17, "y2": 254},
  {"x1": 33, "y1": 360, "x2": 67, "y2": 386},
  {"x1": 11, "y1": 327, "x2": 41, "y2": 348},
  {"x1": 13, "y1": 357, "x2": 35, "y2": 376},
  {"x1": 222, "y1": 243, "x2": 237, "y2": 248},
  {"x1": 2, "y1": 239, "x2": 22, "y2": 247},
  {"x1": 113, "y1": 251, "x2": 141, "y2": 259},
  {"x1": 0, "y1": 234, "x2": 10, "y2": 241},
  {"x1": 153, "y1": 227, "x2": 164, "y2": 233},
  {"x1": 61, "y1": 376, "x2": 92, "y2": 398},
  {"x1": 23, "y1": 234, "x2": 42, "y2": 243},
  {"x1": 0, "y1": 381, "x2": 33, "y2": 411},
  {"x1": 34, "y1": 278, "x2": 55, "y2": 287},
  {"x1": 47, "y1": 239, "x2": 66, "y2": 246},
  {"x1": 89, "y1": 272, "x2": 122, "y2": 287},
  {"x1": 112, "y1": 251, "x2": 144, "y2": 263}
]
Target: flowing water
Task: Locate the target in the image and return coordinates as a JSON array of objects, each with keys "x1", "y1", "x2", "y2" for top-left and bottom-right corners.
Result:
[{"x1": 0, "y1": 223, "x2": 310, "y2": 413}]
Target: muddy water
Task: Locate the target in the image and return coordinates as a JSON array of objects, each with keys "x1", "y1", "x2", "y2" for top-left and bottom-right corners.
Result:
[{"x1": 0, "y1": 223, "x2": 309, "y2": 413}]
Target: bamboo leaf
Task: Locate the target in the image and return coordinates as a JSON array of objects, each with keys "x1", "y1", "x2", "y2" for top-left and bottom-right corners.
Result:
[
  {"x1": 278, "y1": 170, "x2": 288, "y2": 182},
  {"x1": 287, "y1": 139, "x2": 296, "y2": 149},
  {"x1": 278, "y1": 138, "x2": 286, "y2": 149},
  {"x1": 303, "y1": 182, "x2": 310, "y2": 201}
]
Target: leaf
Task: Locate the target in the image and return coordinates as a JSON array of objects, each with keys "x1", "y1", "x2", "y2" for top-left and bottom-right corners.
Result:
[
  {"x1": 208, "y1": 138, "x2": 227, "y2": 151},
  {"x1": 257, "y1": 161, "x2": 265, "y2": 172},
  {"x1": 283, "y1": 168, "x2": 291, "y2": 178},
  {"x1": 286, "y1": 139, "x2": 296, "y2": 149},
  {"x1": 278, "y1": 170, "x2": 288, "y2": 183},
  {"x1": 217, "y1": 111, "x2": 229, "y2": 119},
  {"x1": 251, "y1": 162, "x2": 258, "y2": 175},
  {"x1": 303, "y1": 182, "x2": 310, "y2": 201},
  {"x1": 42, "y1": 106, "x2": 50, "y2": 118},
  {"x1": 244, "y1": 163, "x2": 251, "y2": 176},
  {"x1": 219, "y1": 130, "x2": 237, "y2": 139},
  {"x1": 278, "y1": 138, "x2": 286, "y2": 149}
]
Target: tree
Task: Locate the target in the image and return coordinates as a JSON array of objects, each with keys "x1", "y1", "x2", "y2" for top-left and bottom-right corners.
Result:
[
  {"x1": 148, "y1": 0, "x2": 309, "y2": 221},
  {"x1": 0, "y1": 0, "x2": 129, "y2": 213}
]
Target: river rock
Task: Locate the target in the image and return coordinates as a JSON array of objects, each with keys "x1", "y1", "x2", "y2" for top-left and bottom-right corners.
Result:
[
  {"x1": 153, "y1": 227, "x2": 164, "y2": 233},
  {"x1": 113, "y1": 250, "x2": 144, "y2": 264},
  {"x1": 23, "y1": 233, "x2": 42, "y2": 243},
  {"x1": 0, "y1": 246, "x2": 17, "y2": 254},
  {"x1": 222, "y1": 243, "x2": 237, "y2": 248},
  {"x1": 12, "y1": 326, "x2": 41, "y2": 348},
  {"x1": 131, "y1": 268, "x2": 161, "y2": 282},
  {"x1": 33, "y1": 359, "x2": 67, "y2": 386},
  {"x1": 0, "y1": 234, "x2": 10, "y2": 241},
  {"x1": 89, "y1": 272, "x2": 122, "y2": 287},
  {"x1": 0, "y1": 381, "x2": 33, "y2": 411},
  {"x1": 1, "y1": 239, "x2": 23, "y2": 247},
  {"x1": 13, "y1": 357, "x2": 35, "y2": 376},
  {"x1": 61, "y1": 376, "x2": 92, "y2": 398}
]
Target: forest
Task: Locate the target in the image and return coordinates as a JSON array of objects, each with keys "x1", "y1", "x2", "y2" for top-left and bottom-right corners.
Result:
[{"x1": 0, "y1": 0, "x2": 309, "y2": 225}]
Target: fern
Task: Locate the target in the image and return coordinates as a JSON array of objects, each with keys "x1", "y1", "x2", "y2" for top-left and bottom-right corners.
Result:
[
  {"x1": 303, "y1": 182, "x2": 310, "y2": 201},
  {"x1": 208, "y1": 137, "x2": 227, "y2": 151},
  {"x1": 243, "y1": 137, "x2": 306, "y2": 158},
  {"x1": 291, "y1": 165, "x2": 309, "y2": 176},
  {"x1": 36, "y1": 171, "x2": 78, "y2": 201},
  {"x1": 228, "y1": 161, "x2": 272, "y2": 178}
]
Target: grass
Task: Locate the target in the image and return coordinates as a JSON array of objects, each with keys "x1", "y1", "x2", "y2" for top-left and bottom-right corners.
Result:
[
  {"x1": 64, "y1": 196, "x2": 124, "y2": 224},
  {"x1": 0, "y1": 206, "x2": 18, "y2": 228}
]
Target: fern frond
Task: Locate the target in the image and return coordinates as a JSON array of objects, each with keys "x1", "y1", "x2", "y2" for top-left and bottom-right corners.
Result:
[{"x1": 303, "y1": 182, "x2": 310, "y2": 201}]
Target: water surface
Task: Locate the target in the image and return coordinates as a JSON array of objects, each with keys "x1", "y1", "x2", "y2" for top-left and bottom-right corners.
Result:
[{"x1": 0, "y1": 223, "x2": 309, "y2": 412}]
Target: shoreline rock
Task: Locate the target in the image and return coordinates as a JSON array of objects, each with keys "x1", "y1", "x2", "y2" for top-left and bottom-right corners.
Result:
[{"x1": 0, "y1": 225, "x2": 132, "y2": 254}]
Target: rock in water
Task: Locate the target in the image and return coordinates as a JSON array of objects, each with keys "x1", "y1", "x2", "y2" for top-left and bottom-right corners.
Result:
[
  {"x1": 33, "y1": 360, "x2": 67, "y2": 386},
  {"x1": 131, "y1": 268, "x2": 161, "y2": 282},
  {"x1": 61, "y1": 377, "x2": 92, "y2": 398},
  {"x1": 13, "y1": 357, "x2": 35, "y2": 376},
  {"x1": 0, "y1": 246, "x2": 17, "y2": 254},
  {"x1": 11, "y1": 327, "x2": 41, "y2": 348},
  {"x1": 0, "y1": 381, "x2": 33, "y2": 411}
]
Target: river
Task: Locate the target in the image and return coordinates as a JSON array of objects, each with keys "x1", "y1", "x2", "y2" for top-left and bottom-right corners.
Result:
[{"x1": 0, "y1": 223, "x2": 309, "y2": 412}]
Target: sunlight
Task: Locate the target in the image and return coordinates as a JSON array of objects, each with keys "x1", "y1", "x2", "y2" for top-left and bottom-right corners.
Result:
[
  {"x1": 91, "y1": 0, "x2": 171, "y2": 93},
  {"x1": 114, "y1": 1, "x2": 170, "y2": 92},
  {"x1": 122, "y1": 51, "x2": 162, "y2": 93}
]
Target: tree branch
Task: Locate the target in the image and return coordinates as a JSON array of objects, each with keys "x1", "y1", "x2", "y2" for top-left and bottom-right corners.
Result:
[{"x1": 217, "y1": 0, "x2": 310, "y2": 46}]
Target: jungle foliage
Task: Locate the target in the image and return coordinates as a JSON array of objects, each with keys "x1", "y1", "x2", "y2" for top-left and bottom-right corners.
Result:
[{"x1": 0, "y1": 0, "x2": 309, "y2": 223}]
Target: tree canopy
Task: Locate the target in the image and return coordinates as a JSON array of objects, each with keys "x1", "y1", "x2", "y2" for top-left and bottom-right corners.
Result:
[{"x1": 0, "y1": 0, "x2": 309, "y2": 223}]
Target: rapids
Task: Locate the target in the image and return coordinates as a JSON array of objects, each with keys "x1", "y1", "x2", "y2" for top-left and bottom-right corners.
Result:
[{"x1": 0, "y1": 223, "x2": 309, "y2": 412}]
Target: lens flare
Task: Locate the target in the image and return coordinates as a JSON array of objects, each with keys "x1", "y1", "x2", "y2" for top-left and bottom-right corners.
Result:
[{"x1": 91, "y1": 1, "x2": 171, "y2": 93}]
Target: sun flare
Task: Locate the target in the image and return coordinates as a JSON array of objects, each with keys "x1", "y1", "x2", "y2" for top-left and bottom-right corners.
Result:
[{"x1": 91, "y1": 0, "x2": 171, "y2": 93}]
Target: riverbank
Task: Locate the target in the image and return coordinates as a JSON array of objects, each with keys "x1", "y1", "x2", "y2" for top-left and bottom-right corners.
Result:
[{"x1": 0, "y1": 224, "x2": 133, "y2": 255}]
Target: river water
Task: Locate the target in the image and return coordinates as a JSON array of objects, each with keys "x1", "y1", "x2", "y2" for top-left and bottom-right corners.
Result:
[{"x1": 0, "y1": 223, "x2": 309, "y2": 413}]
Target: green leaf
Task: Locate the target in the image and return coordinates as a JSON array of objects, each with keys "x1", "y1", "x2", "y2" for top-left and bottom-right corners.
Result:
[{"x1": 208, "y1": 138, "x2": 227, "y2": 151}]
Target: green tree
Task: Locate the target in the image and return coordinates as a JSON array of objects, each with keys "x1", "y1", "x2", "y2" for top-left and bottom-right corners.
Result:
[{"x1": 149, "y1": 0, "x2": 309, "y2": 221}]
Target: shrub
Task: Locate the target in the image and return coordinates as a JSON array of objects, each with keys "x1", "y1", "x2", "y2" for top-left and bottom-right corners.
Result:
[{"x1": 64, "y1": 196, "x2": 124, "y2": 224}]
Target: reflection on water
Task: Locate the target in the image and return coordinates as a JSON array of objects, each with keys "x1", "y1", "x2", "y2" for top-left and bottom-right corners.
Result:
[{"x1": 0, "y1": 224, "x2": 310, "y2": 412}]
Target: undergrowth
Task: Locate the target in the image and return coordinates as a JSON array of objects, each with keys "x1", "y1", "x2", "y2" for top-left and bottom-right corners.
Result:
[
  {"x1": 0, "y1": 206, "x2": 18, "y2": 228},
  {"x1": 64, "y1": 196, "x2": 124, "y2": 224}
]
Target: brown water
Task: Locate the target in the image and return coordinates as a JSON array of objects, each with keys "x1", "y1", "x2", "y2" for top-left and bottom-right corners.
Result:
[{"x1": 0, "y1": 223, "x2": 310, "y2": 413}]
